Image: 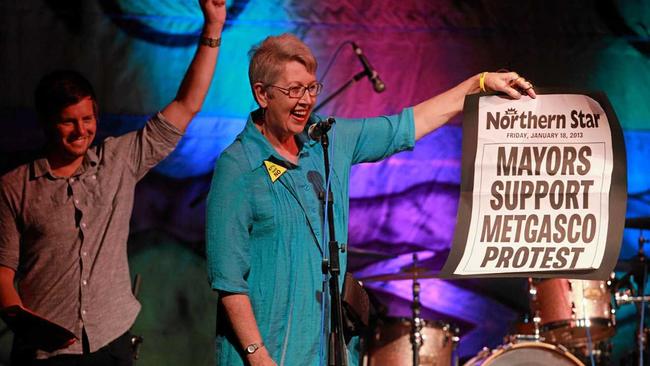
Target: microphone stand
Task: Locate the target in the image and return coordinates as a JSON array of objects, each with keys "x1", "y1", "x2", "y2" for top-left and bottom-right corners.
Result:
[
  {"x1": 318, "y1": 129, "x2": 348, "y2": 366},
  {"x1": 314, "y1": 70, "x2": 367, "y2": 113}
]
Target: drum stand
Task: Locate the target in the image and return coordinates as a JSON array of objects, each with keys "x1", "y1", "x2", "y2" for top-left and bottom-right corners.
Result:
[
  {"x1": 410, "y1": 254, "x2": 423, "y2": 366},
  {"x1": 526, "y1": 278, "x2": 543, "y2": 342},
  {"x1": 614, "y1": 227, "x2": 650, "y2": 365},
  {"x1": 629, "y1": 232, "x2": 648, "y2": 365}
]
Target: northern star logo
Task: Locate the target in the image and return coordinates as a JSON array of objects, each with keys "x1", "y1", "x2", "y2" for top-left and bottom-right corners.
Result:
[
  {"x1": 487, "y1": 109, "x2": 566, "y2": 129},
  {"x1": 264, "y1": 160, "x2": 287, "y2": 183},
  {"x1": 486, "y1": 108, "x2": 601, "y2": 130}
]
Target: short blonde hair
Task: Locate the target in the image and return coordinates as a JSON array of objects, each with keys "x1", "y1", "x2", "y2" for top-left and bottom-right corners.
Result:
[{"x1": 248, "y1": 33, "x2": 318, "y2": 89}]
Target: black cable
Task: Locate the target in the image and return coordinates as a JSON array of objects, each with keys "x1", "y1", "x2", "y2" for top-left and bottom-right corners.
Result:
[{"x1": 318, "y1": 41, "x2": 354, "y2": 83}]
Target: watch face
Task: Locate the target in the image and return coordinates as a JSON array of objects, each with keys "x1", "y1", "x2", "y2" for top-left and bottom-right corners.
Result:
[{"x1": 246, "y1": 345, "x2": 256, "y2": 353}]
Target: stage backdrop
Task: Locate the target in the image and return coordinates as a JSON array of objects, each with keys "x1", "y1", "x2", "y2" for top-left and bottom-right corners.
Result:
[{"x1": 1, "y1": 0, "x2": 649, "y2": 363}]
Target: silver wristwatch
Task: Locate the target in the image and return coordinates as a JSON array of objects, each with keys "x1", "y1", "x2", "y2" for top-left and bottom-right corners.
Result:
[{"x1": 245, "y1": 342, "x2": 264, "y2": 354}]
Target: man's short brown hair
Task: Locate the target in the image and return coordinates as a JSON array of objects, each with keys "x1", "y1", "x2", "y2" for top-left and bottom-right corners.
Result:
[{"x1": 34, "y1": 70, "x2": 97, "y2": 126}]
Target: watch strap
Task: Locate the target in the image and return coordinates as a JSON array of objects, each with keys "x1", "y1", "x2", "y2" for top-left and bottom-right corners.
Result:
[{"x1": 199, "y1": 36, "x2": 221, "y2": 48}]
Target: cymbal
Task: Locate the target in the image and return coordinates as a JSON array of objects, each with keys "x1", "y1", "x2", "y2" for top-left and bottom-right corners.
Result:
[
  {"x1": 625, "y1": 217, "x2": 650, "y2": 229},
  {"x1": 346, "y1": 248, "x2": 394, "y2": 260},
  {"x1": 358, "y1": 268, "x2": 441, "y2": 282},
  {"x1": 615, "y1": 256, "x2": 648, "y2": 272}
]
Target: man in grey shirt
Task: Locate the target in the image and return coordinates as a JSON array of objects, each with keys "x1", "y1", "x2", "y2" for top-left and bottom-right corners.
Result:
[{"x1": 0, "y1": 1, "x2": 226, "y2": 365}]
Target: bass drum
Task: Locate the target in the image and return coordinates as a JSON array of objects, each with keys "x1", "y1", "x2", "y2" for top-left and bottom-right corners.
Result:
[
  {"x1": 464, "y1": 342, "x2": 584, "y2": 366},
  {"x1": 367, "y1": 317, "x2": 458, "y2": 366}
]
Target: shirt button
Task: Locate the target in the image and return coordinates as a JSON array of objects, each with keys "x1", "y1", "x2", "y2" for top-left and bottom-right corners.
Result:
[
  {"x1": 304, "y1": 185, "x2": 310, "y2": 191},
  {"x1": 82, "y1": 280, "x2": 87, "y2": 285},
  {"x1": 82, "y1": 252, "x2": 88, "y2": 256},
  {"x1": 92, "y1": 175, "x2": 97, "y2": 180},
  {"x1": 81, "y1": 223, "x2": 87, "y2": 228},
  {"x1": 74, "y1": 199, "x2": 79, "y2": 205},
  {"x1": 69, "y1": 178, "x2": 75, "y2": 183},
  {"x1": 81, "y1": 310, "x2": 87, "y2": 315}
]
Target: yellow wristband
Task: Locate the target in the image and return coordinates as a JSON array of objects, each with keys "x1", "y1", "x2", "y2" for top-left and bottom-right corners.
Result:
[{"x1": 479, "y1": 72, "x2": 488, "y2": 92}]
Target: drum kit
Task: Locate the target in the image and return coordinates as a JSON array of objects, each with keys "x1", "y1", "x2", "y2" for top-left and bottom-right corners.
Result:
[{"x1": 354, "y1": 217, "x2": 650, "y2": 365}]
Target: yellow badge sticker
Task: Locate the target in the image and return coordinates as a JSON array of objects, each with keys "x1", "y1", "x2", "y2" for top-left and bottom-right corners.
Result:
[{"x1": 264, "y1": 160, "x2": 287, "y2": 183}]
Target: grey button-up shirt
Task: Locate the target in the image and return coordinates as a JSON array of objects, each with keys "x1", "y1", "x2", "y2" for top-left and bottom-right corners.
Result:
[{"x1": 0, "y1": 113, "x2": 182, "y2": 357}]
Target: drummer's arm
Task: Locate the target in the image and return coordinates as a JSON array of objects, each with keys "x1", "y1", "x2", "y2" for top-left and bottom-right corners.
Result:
[{"x1": 220, "y1": 293, "x2": 276, "y2": 366}]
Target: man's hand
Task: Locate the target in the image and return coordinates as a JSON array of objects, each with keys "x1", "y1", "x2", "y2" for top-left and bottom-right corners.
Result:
[
  {"x1": 200, "y1": 0, "x2": 227, "y2": 29},
  {"x1": 1, "y1": 305, "x2": 76, "y2": 352}
]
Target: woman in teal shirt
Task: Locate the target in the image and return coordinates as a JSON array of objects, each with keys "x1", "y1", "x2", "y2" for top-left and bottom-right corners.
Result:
[{"x1": 206, "y1": 33, "x2": 535, "y2": 366}]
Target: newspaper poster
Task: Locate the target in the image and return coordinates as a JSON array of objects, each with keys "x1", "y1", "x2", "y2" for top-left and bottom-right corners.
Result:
[{"x1": 440, "y1": 89, "x2": 627, "y2": 279}]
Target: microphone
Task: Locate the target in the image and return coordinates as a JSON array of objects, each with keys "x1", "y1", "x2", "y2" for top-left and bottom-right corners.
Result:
[
  {"x1": 308, "y1": 117, "x2": 336, "y2": 141},
  {"x1": 351, "y1": 42, "x2": 386, "y2": 93}
]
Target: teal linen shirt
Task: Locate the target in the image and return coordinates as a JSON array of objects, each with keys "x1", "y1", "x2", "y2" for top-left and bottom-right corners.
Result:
[{"x1": 206, "y1": 108, "x2": 415, "y2": 365}]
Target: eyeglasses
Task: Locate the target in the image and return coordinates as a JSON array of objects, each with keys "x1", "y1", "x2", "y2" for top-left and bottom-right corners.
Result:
[{"x1": 266, "y1": 82, "x2": 323, "y2": 99}]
